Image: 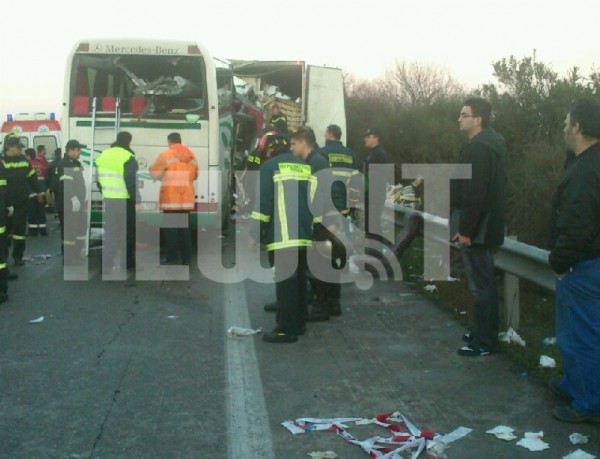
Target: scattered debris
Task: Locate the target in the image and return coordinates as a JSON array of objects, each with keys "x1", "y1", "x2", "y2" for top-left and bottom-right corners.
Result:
[
  {"x1": 218, "y1": 235, "x2": 225, "y2": 239},
  {"x1": 499, "y1": 327, "x2": 527, "y2": 347},
  {"x1": 569, "y1": 433, "x2": 589, "y2": 445},
  {"x1": 283, "y1": 411, "x2": 470, "y2": 459},
  {"x1": 424, "y1": 284, "x2": 438, "y2": 293},
  {"x1": 486, "y1": 425, "x2": 517, "y2": 441},
  {"x1": 307, "y1": 452, "x2": 337, "y2": 458},
  {"x1": 29, "y1": 316, "x2": 45, "y2": 324},
  {"x1": 516, "y1": 432, "x2": 550, "y2": 452},
  {"x1": 543, "y1": 337, "x2": 557, "y2": 345},
  {"x1": 227, "y1": 326, "x2": 263, "y2": 338},
  {"x1": 386, "y1": 184, "x2": 421, "y2": 208},
  {"x1": 167, "y1": 315, "x2": 177, "y2": 319},
  {"x1": 563, "y1": 450, "x2": 596, "y2": 459},
  {"x1": 539, "y1": 355, "x2": 557, "y2": 368},
  {"x1": 447, "y1": 276, "x2": 460, "y2": 282},
  {"x1": 23, "y1": 254, "x2": 53, "y2": 263},
  {"x1": 460, "y1": 311, "x2": 467, "y2": 315}
]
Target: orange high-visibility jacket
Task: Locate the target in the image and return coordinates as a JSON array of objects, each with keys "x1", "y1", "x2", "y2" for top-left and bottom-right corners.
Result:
[{"x1": 149, "y1": 143, "x2": 199, "y2": 211}]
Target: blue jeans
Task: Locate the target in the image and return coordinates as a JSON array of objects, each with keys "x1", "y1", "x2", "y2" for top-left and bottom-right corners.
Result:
[
  {"x1": 460, "y1": 246, "x2": 499, "y2": 350},
  {"x1": 556, "y1": 258, "x2": 600, "y2": 414}
]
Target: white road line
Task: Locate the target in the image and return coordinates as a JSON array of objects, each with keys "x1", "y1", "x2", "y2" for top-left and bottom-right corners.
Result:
[{"x1": 224, "y1": 277, "x2": 275, "y2": 459}]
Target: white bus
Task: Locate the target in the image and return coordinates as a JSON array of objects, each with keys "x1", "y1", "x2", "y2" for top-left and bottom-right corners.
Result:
[{"x1": 61, "y1": 39, "x2": 235, "y2": 229}]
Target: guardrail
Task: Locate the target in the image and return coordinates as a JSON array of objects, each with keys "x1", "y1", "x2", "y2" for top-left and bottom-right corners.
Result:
[{"x1": 382, "y1": 202, "x2": 556, "y2": 329}]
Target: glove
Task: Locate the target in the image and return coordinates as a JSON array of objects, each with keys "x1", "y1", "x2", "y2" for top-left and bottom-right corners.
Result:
[{"x1": 71, "y1": 196, "x2": 81, "y2": 212}]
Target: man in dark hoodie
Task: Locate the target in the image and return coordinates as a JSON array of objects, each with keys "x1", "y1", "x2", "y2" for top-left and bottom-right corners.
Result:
[
  {"x1": 451, "y1": 97, "x2": 507, "y2": 357},
  {"x1": 548, "y1": 98, "x2": 600, "y2": 424}
]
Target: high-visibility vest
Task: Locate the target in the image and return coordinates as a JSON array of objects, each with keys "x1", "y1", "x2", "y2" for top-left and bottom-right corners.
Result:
[{"x1": 95, "y1": 147, "x2": 132, "y2": 199}]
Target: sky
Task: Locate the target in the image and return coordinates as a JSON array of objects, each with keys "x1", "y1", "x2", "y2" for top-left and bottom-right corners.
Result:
[{"x1": 1, "y1": 0, "x2": 598, "y2": 120}]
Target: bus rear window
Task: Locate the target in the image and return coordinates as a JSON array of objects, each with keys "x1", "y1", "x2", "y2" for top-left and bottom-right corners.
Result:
[{"x1": 70, "y1": 54, "x2": 208, "y2": 119}]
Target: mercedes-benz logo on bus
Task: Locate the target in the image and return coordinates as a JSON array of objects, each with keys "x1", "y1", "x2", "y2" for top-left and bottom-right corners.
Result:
[{"x1": 93, "y1": 44, "x2": 103, "y2": 52}]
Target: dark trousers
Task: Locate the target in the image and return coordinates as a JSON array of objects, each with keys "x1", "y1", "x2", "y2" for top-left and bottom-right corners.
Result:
[
  {"x1": 460, "y1": 246, "x2": 499, "y2": 350},
  {"x1": 268, "y1": 248, "x2": 307, "y2": 334},
  {"x1": 57, "y1": 207, "x2": 87, "y2": 263},
  {"x1": 8, "y1": 202, "x2": 28, "y2": 260},
  {"x1": 556, "y1": 258, "x2": 600, "y2": 415},
  {"x1": 28, "y1": 196, "x2": 47, "y2": 235},
  {"x1": 364, "y1": 192, "x2": 385, "y2": 238},
  {"x1": 310, "y1": 224, "x2": 344, "y2": 306},
  {"x1": 103, "y1": 199, "x2": 136, "y2": 271},
  {"x1": 0, "y1": 232, "x2": 7, "y2": 295},
  {"x1": 163, "y1": 211, "x2": 192, "y2": 263}
]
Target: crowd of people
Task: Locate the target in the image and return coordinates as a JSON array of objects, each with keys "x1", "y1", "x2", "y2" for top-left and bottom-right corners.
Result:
[{"x1": 1, "y1": 95, "x2": 598, "y2": 424}]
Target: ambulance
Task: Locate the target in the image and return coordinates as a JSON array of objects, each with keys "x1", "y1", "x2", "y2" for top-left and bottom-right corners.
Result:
[{"x1": 1, "y1": 112, "x2": 62, "y2": 155}]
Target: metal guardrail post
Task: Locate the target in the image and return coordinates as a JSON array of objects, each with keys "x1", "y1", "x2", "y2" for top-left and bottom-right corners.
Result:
[{"x1": 502, "y1": 235, "x2": 520, "y2": 329}]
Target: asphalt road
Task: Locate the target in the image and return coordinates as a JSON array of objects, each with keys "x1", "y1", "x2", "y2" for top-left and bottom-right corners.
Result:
[{"x1": 0, "y1": 216, "x2": 598, "y2": 459}]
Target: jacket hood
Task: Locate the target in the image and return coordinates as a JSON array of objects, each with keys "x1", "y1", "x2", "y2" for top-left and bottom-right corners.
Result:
[
  {"x1": 170, "y1": 143, "x2": 195, "y2": 163},
  {"x1": 473, "y1": 127, "x2": 506, "y2": 159}
]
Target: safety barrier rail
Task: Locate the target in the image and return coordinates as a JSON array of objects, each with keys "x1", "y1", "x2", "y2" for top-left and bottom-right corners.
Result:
[{"x1": 382, "y1": 202, "x2": 556, "y2": 329}]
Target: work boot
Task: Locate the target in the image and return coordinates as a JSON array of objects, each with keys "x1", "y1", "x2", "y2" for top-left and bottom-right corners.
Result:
[
  {"x1": 328, "y1": 302, "x2": 342, "y2": 317},
  {"x1": 13, "y1": 256, "x2": 24, "y2": 266},
  {"x1": 263, "y1": 302, "x2": 279, "y2": 312},
  {"x1": 0, "y1": 292, "x2": 8, "y2": 304},
  {"x1": 306, "y1": 302, "x2": 329, "y2": 322}
]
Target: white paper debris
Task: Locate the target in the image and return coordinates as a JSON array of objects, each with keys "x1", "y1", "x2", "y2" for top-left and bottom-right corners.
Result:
[
  {"x1": 282, "y1": 421, "x2": 305, "y2": 435},
  {"x1": 424, "y1": 284, "x2": 438, "y2": 293},
  {"x1": 29, "y1": 316, "x2": 45, "y2": 324},
  {"x1": 569, "y1": 433, "x2": 589, "y2": 445},
  {"x1": 436, "y1": 426, "x2": 473, "y2": 444},
  {"x1": 218, "y1": 235, "x2": 225, "y2": 239},
  {"x1": 447, "y1": 276, "x2": 459, "y2": 282},
  {"x1": 543, "y1": 337, "x2": 557, "y2": 345},
  {"x1": 539, "y1": 355, "x2": 557, "y2": 368},
  {"x1": 563, "y1": 450, "x2": 596, "y2": 459},
  {"x1": 307, "y1": 451, "x2": 337, "y2": 458},
  {"x1": 167, "y1": 315, "x2": 177, "y2": 319},
  {"x1": 517, "y1": 432, "x2": 549, "y2": 452},
  {"x1": 499, "y1": 327, "x2": 527, "y2": 346},
  {"x1": 227, "y1": 326, "x2": 263, "y2": 338},
  {"x1": 486, "y1": 426, "x2": 516, "y2": 442}
]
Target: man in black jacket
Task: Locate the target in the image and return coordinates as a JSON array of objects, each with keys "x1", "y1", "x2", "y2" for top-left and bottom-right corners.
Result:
[
  {"x1": 451, "y1": 97, "x2": 507, "y2": 357},
  {"x1": 548, "y1": 98, "x2": 600, "y2": 424},
  {"x1": 362, "y1": 128, "x2": 389, "y2": 245}
]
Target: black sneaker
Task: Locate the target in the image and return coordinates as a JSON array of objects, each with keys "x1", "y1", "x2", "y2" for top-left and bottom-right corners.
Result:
[
  {"x1": 462, "y1": 332, "x2": 474, "y2": 343},
  {"x1": 552, "y1": 405, "x2": 600, "y2": 424},
  {"x1": 262, "y1": 328, "x2": 298, "y2": 343},
  {"x1": 263, "y1": 302, "x2": 279, "y2": 312},
  {"x1": 457, "y1": 344, "x2": 491, "y2": 357},
  {"x1": 548, "y1": 376, "x2": 571, "y2": 401}
]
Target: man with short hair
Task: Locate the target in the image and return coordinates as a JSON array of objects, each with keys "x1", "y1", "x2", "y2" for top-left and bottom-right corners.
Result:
[
  {"x1": 249, "y1": 133, "x2": 316, "y2": 343},
  {"x1": 53, "y1": 140, "x2": 87, "y2": 265},
  {"x1": 95, "y1": 131, "x2": 140, "y2": 276},
  {"x1": 362, "y1": 128, "x2": 389, "y2": 240},
  {"x1": 150, "y1": 132, "x2": 198, "y2": 265},
  {"x1": 451, "y1": 97, "x2": 507, "y2": 357},
  {"x1": 548, "y1": 98, "x2": 600, "y2": 423},
  {"x1": 2, "y1": 137, "x2": 42, "y2": 266}
]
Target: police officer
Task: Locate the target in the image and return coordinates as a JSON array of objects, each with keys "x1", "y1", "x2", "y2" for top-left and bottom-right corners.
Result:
[
  {"x1": 362, "y1": 128, "x2": 389, "y2": 239},
  {"x1": 3, "y1": 136, "x2": 41, "y2": 266},
  {"x1": 53, "y1": 140, "x2": 87, "y2": 265},
  {"x1": 249, "y1": 134, "x2": 317, "y2": 343},
  {"x1": 0, "y1": 164, "x2": 10, "y2": 302},
  {"x1": 95, "y1": 132, "x2": 140, "y2": 276}
]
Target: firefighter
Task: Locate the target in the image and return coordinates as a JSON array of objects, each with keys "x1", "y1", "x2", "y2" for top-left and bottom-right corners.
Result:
[
  {"x1": 249, "y1": 134, "x2": 318, "y2": 343},
  {"x1": 269, "y1": 104, "x2": 288, "y2": 136},
  {"x1": 28, "y1": 145, "x2": 49, "y2": 236},
  {"x1": 0, "y1": 164, "x2": 10, "y2": 302},
  {"x1": 95, "y1": 132, "x2": 140, "y2": 276},
  {"x1": 53, "y1": 140, "x2": 87, "y2": 265},
  {"x1": 3, "y1": 137, "x2": 42, "y2": 266}
]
